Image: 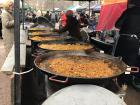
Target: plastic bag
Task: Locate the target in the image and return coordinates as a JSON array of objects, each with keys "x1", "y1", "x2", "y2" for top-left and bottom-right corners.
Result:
[{"x1": 55, "y1": 22, "x2": 60, "y2": 30}]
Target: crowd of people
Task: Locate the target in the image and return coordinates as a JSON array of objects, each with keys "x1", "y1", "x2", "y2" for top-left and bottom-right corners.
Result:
[
  {"x1": 24, "y1": 9, "x2": 98, "y2": 30},
  {"x1": 24, "y1": 9, "x2": 98, "y2": 42}
]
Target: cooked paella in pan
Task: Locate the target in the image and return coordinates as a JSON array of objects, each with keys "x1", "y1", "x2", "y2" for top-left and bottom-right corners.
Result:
[
  {"x1": 39, "y1": 43, "x2": 93, "y2": 51},
  {"x1": 30, "y1": 36, "x2": 65, "y2": 41},
  {"x1": 39, "y1": 55, "x2": 122, "y2": 78}
]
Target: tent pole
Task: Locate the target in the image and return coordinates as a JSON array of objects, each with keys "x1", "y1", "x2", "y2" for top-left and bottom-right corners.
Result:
[
  {"x1": 22, "y1": 0, "x2": 25, "y2": 30},
  {"x1": 89, "y1": 1, "x2": 91, "y2": 17},
  {"x1": 14, "y1": 0, "x2": 21, "y2": 105}
]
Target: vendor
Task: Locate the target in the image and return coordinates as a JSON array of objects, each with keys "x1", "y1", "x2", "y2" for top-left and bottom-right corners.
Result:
[
  {"x1": 1, "y1": 0, "x2": 14, "y2": 56},
  {"x1": 115, "y1": 0, "x2": 140, "y2": 67},
  {"x1": 114, "y1": 0, "x2": 140, "y2": 85},
  {"x1": 60, "y1": 10, "x2": 82, "y2": 40}
]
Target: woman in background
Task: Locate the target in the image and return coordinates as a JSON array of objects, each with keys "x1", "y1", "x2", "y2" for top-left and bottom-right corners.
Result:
[{"x1": 1, "y1": 0, "x2": 14, "y2": 56}]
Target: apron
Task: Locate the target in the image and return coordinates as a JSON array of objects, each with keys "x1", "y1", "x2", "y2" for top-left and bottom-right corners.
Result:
[{"x1": 114, "y1": 34, "x2": 139, "y2": 66}]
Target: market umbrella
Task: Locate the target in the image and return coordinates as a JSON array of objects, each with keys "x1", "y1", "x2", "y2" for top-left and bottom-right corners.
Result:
[
  {"x1": 90, "y1": 3, "x2": 101, "y2": 12},
  {"x1": 67, "y1": 0, "x2": 98, "y2": 16},
  {"x1": 96, "y1": 0, "x2": 127, "y2": 31},
  {"x1": 67, "y1": 5, "x2": 76, "y2": 10},
  {"x1": 67, "y1": 5, "x2": 82, "y2": 11}
]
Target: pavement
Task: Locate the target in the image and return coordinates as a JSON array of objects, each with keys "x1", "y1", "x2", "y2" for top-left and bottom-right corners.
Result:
[{"x1": 0, "y1": 39, "x2": 12, "y2": 105}]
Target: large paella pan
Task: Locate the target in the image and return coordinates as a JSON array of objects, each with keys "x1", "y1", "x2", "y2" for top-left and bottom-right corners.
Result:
[{"x1": 34, "y1": 51, "x2": 139, "y2": 83}]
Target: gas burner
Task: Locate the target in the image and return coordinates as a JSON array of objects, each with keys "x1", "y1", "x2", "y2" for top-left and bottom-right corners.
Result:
[{"x1": 45, "y1": 76, "x2": 127, "y2": 98}]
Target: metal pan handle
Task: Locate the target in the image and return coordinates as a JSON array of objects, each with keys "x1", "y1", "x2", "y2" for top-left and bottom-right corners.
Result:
[
  {"x1": 126, "y1": 67, "x2": 139, "y2": 73},
  {"x1": 32, "y1": 52, "x2": 44, "y2": 58},
  {"x1": 35, "y1": 49, "x2": 46, "y2": 53},
  {"x1": 32, "y1": 53, "x2": 40, "y2": 58},
  {"x1": 32, "y1": 54, "x2": 38, "y2": 58},
  {"x1": 49, "y1": 75, "x2": 69, "y2": 83}
]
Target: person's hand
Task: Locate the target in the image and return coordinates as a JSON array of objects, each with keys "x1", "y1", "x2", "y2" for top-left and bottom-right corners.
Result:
[
  {"x1": 115, "y1": 28, "x2": 120, "y2": 31},
  {"x1": 112, "y1": 27, "x2": 120, "y2": 31}
]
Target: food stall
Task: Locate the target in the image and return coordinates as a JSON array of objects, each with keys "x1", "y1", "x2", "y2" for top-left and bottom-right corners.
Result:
[{"x1": 1, "y1": 0, "x2": 140, "y2": 105}]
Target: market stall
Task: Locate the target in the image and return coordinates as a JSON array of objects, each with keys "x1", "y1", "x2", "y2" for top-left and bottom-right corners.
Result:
[
  {"x1": 1, "y1": 0, "x2": 140, "y2": 105},
  {"x1": 23, "y1": 10, "x2": 131, "y2": 105}
]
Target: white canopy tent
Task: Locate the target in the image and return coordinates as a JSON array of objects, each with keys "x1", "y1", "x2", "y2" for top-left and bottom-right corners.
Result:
[
  {"x1": 67, "y1": 5, "x2": 82, "y2": 11},
  {"x1": 90, "y1": 3, "x2": 101, "y2": 11}
]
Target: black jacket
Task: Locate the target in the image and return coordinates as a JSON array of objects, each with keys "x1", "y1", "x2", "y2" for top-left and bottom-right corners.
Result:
[
  {"x1": 62, "y1": 15, "x2": 82, "y2": 40},
  {"x1": 115, "y1": 6, "x2": 140, "y2": 66},
  {"x1": 115, "y1": 6, "x2": 140, "y2": 35}
]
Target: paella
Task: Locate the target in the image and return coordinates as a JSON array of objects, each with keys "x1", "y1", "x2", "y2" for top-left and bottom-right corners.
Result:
[
  {"x1": 39, "y1": 43, "x2": 93, "y2": 51},
  {"x1": 39, "y1": 55, "x2": 121, "y2": 78}
]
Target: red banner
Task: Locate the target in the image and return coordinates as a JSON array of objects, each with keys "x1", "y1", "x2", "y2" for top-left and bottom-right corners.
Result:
[
  {"x1": 102, "y1": 0, "x2": 127, "y2": 5},
  {"x1": 96, "y1": 1, "x2": 127, "y2": 31}
]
